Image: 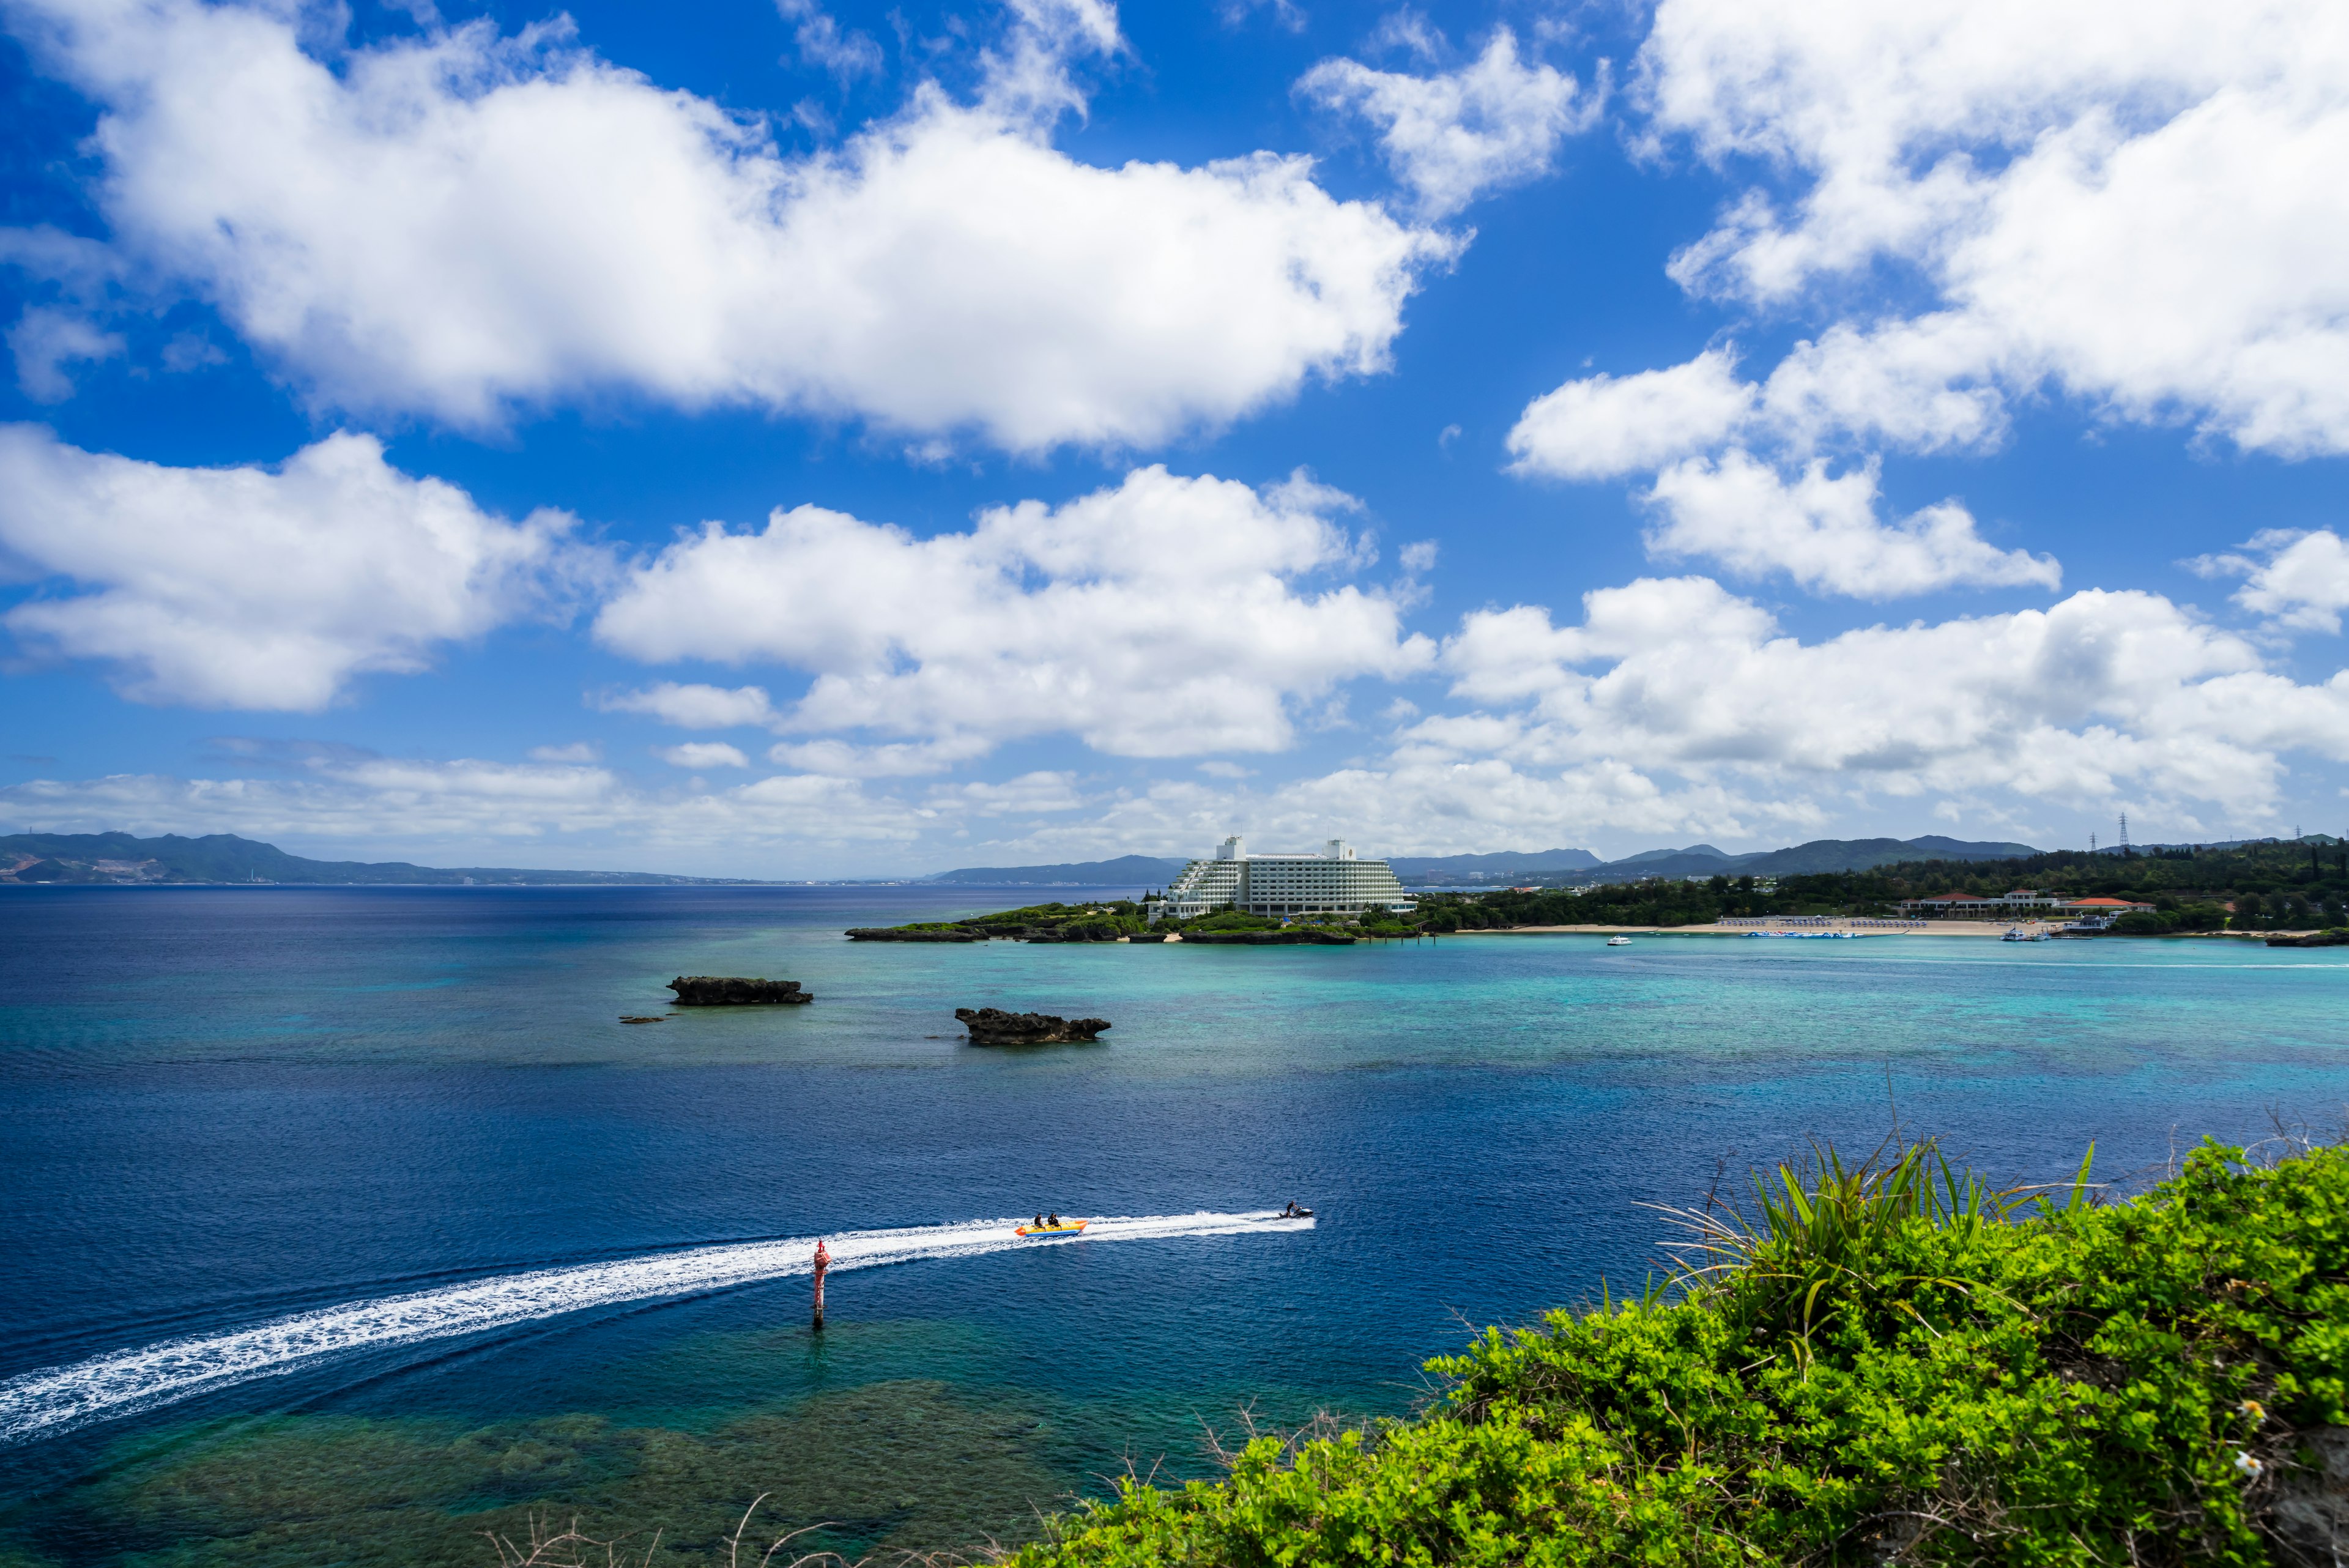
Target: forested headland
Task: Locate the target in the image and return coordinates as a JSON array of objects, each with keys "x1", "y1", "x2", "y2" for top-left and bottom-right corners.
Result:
[
  {"x1": 848, "y1": 841, "x2": 2349, "y2": 940},
  {"x1": 1416, "y1": 839, "x2": 2349, "y2": 934}
]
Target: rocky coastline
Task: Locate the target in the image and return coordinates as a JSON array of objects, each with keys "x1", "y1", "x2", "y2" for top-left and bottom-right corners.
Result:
[
  {"x1": 1174, "y1": 929, "x2": 1356, "y2": 945},
  {"x1": 845, "y1": 927, "x2": 986, "y2": 942}
]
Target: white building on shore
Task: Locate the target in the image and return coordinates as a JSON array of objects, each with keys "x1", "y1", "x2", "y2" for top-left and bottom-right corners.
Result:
[
  {"x1": 1150, "y1": 836, "x2": 1416, "y2": 922},
  {"x1": 1895, "y1": 890, "x2": 2155, "y2": 918}
]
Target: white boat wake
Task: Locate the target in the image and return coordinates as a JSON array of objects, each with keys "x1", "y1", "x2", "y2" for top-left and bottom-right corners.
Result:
[{"x1": 0, "y1": 1209, "x2": 1312, "y2": 1446}]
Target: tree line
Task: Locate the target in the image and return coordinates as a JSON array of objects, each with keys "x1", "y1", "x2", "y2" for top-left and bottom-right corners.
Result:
[{"x1": 1413, "y1": 839, "x2": 2349, "y2": 932}]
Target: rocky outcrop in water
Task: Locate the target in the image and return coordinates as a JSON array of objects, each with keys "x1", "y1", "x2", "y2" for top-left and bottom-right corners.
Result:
[
  {"x1": 667, "y1": 976, "x2": 813, "y2": 1005},
  {"x1": 954, "y1": 1008, "x2": 1111, "y2": 1044},
  {"x1": 2268, "y1": 931, "x2": 2349, "y2": 947},
  {"x1": 1175, "y1": 929, "x2": 1356, "y2": 945},
  {"x1": 846, "y1": 927, "x2": 986, "y2": 942}
]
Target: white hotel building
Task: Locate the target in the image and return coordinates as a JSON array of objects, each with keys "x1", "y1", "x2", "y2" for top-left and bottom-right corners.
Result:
[{"x1": 1150, "y1": 836, "x2": 1416, "y2": 923}]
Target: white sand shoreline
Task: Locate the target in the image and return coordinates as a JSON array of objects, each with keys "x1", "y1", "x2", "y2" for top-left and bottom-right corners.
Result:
[{"x1": 1452, "y1": 920, "x2": 2314, "y2": 940}]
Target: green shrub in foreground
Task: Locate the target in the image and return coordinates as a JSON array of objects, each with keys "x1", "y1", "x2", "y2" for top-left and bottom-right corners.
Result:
[{"x1": 1014, "y1": 1141, "x2": 2348, "y2": 1568}]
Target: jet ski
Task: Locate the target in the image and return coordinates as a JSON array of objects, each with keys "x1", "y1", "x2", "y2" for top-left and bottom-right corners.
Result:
[
  {"x1": 1016, "y1": 1217, "x2": 1087, "y2": 1236},
  {"x1": 1278, "y1": 1202, "x2": 1314, "y2": 1219}
]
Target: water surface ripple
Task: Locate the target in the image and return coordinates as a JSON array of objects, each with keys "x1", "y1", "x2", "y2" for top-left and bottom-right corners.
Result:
[{"x1": 1, "y1": 885, "x2": 2342, "y2": 1562}]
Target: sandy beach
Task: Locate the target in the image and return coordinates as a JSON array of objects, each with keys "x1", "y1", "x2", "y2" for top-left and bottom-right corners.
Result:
[{"x1": 1452, "y1": 920, "x2": 2305, "y2": 940}]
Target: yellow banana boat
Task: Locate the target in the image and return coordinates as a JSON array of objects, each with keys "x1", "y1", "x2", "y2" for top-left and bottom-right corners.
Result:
[{"x1": 1016, "y1": 1219, "x2": 1087, "y2": 1236}]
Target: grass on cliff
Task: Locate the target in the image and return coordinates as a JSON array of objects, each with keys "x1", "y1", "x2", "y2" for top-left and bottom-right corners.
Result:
[{"x1": 1010, "y1": 1134, "x2": 2349, "y2": 1568}]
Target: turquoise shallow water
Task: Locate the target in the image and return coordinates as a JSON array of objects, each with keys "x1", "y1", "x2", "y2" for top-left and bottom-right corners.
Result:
[{"x1": 0, "y1": 886, "x2": 2343, "y2": 1566}]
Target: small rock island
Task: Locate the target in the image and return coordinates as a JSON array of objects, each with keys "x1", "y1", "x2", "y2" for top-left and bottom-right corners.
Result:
[
  {"x1": 667, "y1": 976, "x2": 814, "y2": 1005},
  {"x1": 954, "y1": 1008, "x2": 1111, "y2": 1045}
]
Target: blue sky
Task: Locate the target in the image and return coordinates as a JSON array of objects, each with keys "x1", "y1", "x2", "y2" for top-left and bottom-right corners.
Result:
[{"x1": 3, "y1": 0, "x2": 2347, "y2": 875}]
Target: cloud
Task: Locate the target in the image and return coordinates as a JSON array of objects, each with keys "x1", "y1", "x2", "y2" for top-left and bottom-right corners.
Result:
[
  {"x1": 1642, "y1": 449, "x2": 2060, "y2": 597},
  {"x1": 775, "y1": 0, "x2": 883, "y2": 80},
  {"x1": 8, "y1": 308, "x2": 125, "y2": 401},
  {"x1": 528, "y1": 742, "x2": 598, "y2": 762},
  {"x1": 1633, "y1": 0, "x2": 2349, "y2": 458},
  {"x1": 2192, "y1": 529, "x2": 2349, "y2": 633},
  {"x1": 595, "y1": 464, "x2": 1436, "y2": 760},
  {"x1": 15, "y1": 560, "x2": 2345, "y2": 863},
  {"x1": 1508, "y1": 351, "x2": 2055, "y2": 598},
  {"x1": 1431, "y1": 575, "x2": 2349, "y2": 816},
  {"x1": 655, "y1": 741, "x2": 751, "y2": 768},
  {"x1": 8, "y1": 0, "x2": 1450, "y2": 451},
  {"x1": 1507, "y1": 347, "x2": 1754, "y2": 480},
  {"x1": 597, "y1": 682, "x2": 777, "y2": 729},
  {"x1": 1298, "y1": 27, "x2": 1592, "y2": 218},
  {"x1": 930, "y1": 756, "x2": 1819, "y2": 867},
  {"x1": 1751, "y1": 319, "x2": 2006, "y2": 456},
  {"x1": 1219, "y1": 0, "x2": 1305, "y2": 33},
  {"x1": 925, "y1": 769, "x2": 1086, "y2": 816},
  {"x1": 765, "y1": 736, "x2": 995, "y2": 777},
  {"x1": 0, "y1": 426, "x2": 584, "y2": 708},
  {"x1": 0, "y1": 757, "x2": 929, "y2": 870}
]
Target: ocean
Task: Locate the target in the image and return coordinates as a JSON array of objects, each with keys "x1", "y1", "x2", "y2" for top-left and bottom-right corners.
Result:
[{"x1": 1, "y1": 885, "x2": 2343, "y2": 1568}]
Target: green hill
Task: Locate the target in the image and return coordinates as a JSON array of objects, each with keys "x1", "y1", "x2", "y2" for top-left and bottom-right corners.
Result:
[{"x1": 1573, "y1": 835, "x2": 2041, "y2": 883}]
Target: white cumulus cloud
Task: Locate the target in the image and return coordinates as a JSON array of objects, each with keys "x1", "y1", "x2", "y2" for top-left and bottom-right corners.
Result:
[
  {"x1": 597, "y1": 682, "x2": 779, "y2": 729},
  {"x1": 2192, "y1": 529, "x2": 2349, "y2": 633},
  {"x1": 776, "y1": 0, "x2": 883, "y2": 81},
  {"x1": 1635, "y1": 0, "x2": 2349, "y2": 458},
  {"x1": 9, "y1": 308, "x2": 125, "y2": 402},
  {"x1": 1642, "y1": 449, "x2": 2060, "y2": 598},
  {"x1": 6, "y1": 0, "x2": 1449, "y2": 450},
  {"x1": 766, "y1": 736, "x2": 996, "y2": 778},
  {"x1": 0, "y1": 757, "x2": 930, "y2": 874},
  {"x1": 1430, "y1": 575, "x2": 2349, "y2": 817},
  {"x1": 655, "y1": 741, "x2": 751, "y2": 769},
  {"x1": 1298, "y1": 27, "x2": 1593, "y2": 218},
  {"x1": 17, "y1": 557, "x2": 2349, "y2": 862},
  {"x1": 0, "y1": 426, "x2": 582, "y2": 708},
  {"x1": 593, "y1": 465, "x2": 1436, "y2": 761},
  {"x1": 1507, "y1": 347, "x2": 1754, "y2": 480}
]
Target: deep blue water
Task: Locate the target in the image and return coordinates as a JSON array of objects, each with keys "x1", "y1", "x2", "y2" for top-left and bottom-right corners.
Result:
[{"x1": 1, "y1": 885, "x2": 2344, "y2": 1566}]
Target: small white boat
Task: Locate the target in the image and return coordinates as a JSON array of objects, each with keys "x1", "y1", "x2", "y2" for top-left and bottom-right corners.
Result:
[
  {"x1": 1606, "y1": 935, "x2": 1633, "y2": 946},
  {"x1": 2001, "y1": 926, "x2": 2048, "y2": 942}
]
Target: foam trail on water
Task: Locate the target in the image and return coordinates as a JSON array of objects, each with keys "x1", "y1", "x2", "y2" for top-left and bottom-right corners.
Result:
[{"x1": 0, "y1": 1210, "x2": 1310, "y2": 1445}]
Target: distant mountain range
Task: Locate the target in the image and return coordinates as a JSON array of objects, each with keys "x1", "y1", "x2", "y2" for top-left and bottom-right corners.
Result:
[
  {"x1": 925, "y1": 836, "x2": 2041, "y2": 888},
  {"x1": 0, "y1": 833, "x2": 737, "y2": 886},
  {"x1": 1, "y1": 829, "x2": 2056, "y2": 892},
  {"x1": 1386, "y1": 848, "x2": 1601, "y2": 881},
  {"x1": 1565, "y1": 836, "x2": 2041, "y2": 883},
  {"x1": 927, "y1": 854, "x2": 1189, "y2": 885}
]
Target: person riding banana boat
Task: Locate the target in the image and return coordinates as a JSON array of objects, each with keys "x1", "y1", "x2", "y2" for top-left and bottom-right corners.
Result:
[{"x1": 1017, "y1": 1211, "x2": 1086, "y2": 1236}]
